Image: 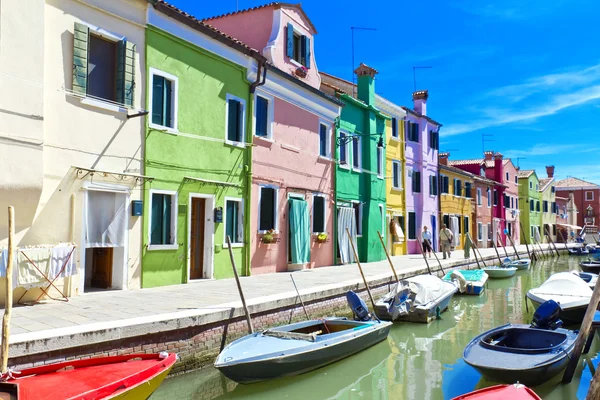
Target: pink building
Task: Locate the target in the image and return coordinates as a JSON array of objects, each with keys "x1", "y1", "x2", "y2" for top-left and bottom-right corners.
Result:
[
  {"x1": 205, "y1": 4, "x2": 342, "y2": 273},
  {"x1": 502, "y1": 158, "x2": 521, "y2": 246}
]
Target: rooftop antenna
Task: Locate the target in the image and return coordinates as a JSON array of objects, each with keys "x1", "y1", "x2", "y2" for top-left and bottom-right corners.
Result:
[
  {"x1": 351, "y1": 27, "x2": 377, "y2": 97},
  {"x1": 515, "y1": 157, "x2": 526, "y2": 168},
  {"x1": 236, "y1": 0, "x2": 239, "y2": 11},
  {"x1": 413, "y1": 66, "x2": 432, "y2": 92},
  {"x1": 481, "y1": 134, "x2": 494, "y2": 154}
]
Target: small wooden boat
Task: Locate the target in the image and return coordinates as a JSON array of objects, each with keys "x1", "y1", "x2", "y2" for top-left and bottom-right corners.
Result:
[
  {"x1": 580, "y1": 259, "x2": 600, "y2": 273},
  {"x1": 0, "y1": 352, "x2": 177, "y2": 399},
  {"x1": 374, "y1": 274, "x2": 457, "y2": 323},
  {"x1": 463, "y1": 300, "x2": 577, "y2": 386},
  {"x1": 215, "y1": 294, "x2": 392, "y2": 383},
  {"x1": 483, "y1": 266, "x2": 517, "y2": 279},
  {"x1": 572, "y1": 270, "x2": 598, "y2": 289},
  {"x1": 442, "y1": 270, "x2": 488, "y2": 295},
  {"x1": 503, "y1": 258, "x2": 531, "y2": 270},
  {"x1": 527, "y1": 272, "x2": 593, "y2": 324},
  {"x1": 568, "y1": 247, "x2": 590, "y2": 256},
  {"x1": 452, "y1": 383, "x2": 542, "y2": 400},
  {"x1": 586, "y1": 244, "x2": 600, "y2": 254}
]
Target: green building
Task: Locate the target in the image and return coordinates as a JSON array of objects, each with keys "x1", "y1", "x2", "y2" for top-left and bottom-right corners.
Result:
[
  {"x1": 518, "y1": 170, "x2": 542, "y2": 245},
  {"x1": 539, "y1": 166, "x2": 556, "y2": 242},
  {"x1": 329, "y1": 64, "x2": 388, "y2": 263},
  {"x1": 142, "y1": 10, "x2": 263, "y2": 287}
]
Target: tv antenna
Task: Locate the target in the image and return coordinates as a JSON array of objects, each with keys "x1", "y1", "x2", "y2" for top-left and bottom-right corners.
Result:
[
  {"x1": 481, "y1": 134, "x2": 494, "y2": 154},
  {"x1": 514, "y1": 157, "x2": 526, "y2": 168},
  {"x1": 413, "y1": 66, "x2": 432, "y2": 92}
]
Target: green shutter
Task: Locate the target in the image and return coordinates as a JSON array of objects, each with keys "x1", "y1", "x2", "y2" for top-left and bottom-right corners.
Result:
[
  {"x1": 228, "y1": 100, "x2": 240, "y2": 142},
  {"x1": 301, "y1": 36, "x2": 311, "y2": 68},
  {"x1": 162, "y1": 194, "x2": 172, "y2": 244},
  {"x1": 117, "y1": 40, "x2": 136, "y2": 107},
  {"x1": 72, "y1": 22, "x2": 89, "y2": 95},
  {"x1": 151, "y1": 75, "x2": 164, "y2": 126},
  {"x1": 286, "y1": 24, "x2": 294, "y2": 58},
  {"x1": 164, "y1": 79, "x2": 172, "y2": 127}
]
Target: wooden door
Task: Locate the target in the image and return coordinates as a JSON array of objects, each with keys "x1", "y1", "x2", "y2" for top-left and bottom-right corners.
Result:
[
  {"x1": 91, "y1": 247, "x2": 113, "y2": 288},
  {"x1": 190, "y1": 198, "x2": 205, "y2": 280}
]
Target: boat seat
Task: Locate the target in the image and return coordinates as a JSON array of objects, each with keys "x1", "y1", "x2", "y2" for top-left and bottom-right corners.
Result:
[{"x1": 486, "y1": 333, "x2": 508, "y2": 346}]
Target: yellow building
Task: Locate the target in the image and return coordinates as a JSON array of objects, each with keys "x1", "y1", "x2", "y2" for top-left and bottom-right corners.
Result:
[
  {"x1": 439, "y1": 164, "x2": 474, "y2": 249},
  {"x1": 376, "y1": 97, "x2": 407, "y2": 255}
]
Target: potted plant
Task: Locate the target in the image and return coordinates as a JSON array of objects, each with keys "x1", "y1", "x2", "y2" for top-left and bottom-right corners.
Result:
[
  {"x1": 315, "y1": 232, "x2": 329, "y2": 243},
  {"x1": 261, "y1": 229, "x2": 277, "y2": 244},
  {"x1": 294, "y1": 65, "x2": 308, "y2": 78}
]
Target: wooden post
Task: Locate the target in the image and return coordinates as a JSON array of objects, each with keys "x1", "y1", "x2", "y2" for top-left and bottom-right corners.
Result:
[
  {"x1": 507, "y1": 234, "x2": 521, "y2": 260},
  {"x1": 520, "y1": 221, "x2": 535, "y2": 261},
  {"x1": 290, "y1": 275, "x2": 310, "y2": 321},
  {"x1": 430, "y1": 244, "x2": 445, "y2": 274},
  {"x1": 491, "y1": 241, "x2": 504, "y2": 266},
  {"x1": 2, "y1": 207, "x2": 14, "y2": 373},
  {"x1": 501, "y1": 241, "x2": 510, "y2": 258},
  {"x1": 347, "y1": 228, "x2": 376, "y2": 310},
  {"x1": 545, "y1": 226, "x2": 560, "y2": 257},
  {"x1": 226, "y1": 236, "x2": 253, "y2": 334},
  {"x1": 559, "y1": 230, "x2": 570, "y2": 251},
  {"x1": 563, "y1": 276, "x2": 600, "y2": 383},
  {"x1": 588, "y1": 361, "x2": 600, "y2": 399},
  {"x1": 377, "y1": 231, "x2": 399, "y2": 283},
  {"x1": 416, "y1": 237, "x2": 433, "y2": 276},
  {"x1": 467, "y1": 234, "x2": 482, "y2": 269}
]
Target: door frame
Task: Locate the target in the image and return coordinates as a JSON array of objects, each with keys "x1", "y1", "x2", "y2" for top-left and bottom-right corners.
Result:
[
  {"x1": 80, "y1": 182, "x2": 130, "y2": 294},
  {"x1": 187, "y1": 193, "x2": 215, "y2": 281}
]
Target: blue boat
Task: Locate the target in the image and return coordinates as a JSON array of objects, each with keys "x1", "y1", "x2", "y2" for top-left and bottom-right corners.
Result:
[
  {"x1": 502, "y1": 258, "x2": 531, "y2": 270},
  {"x1": 215, "y1": 292, "x2": 392, "y2": 383},
  {"x1": 568, "y1": 247, "x2": 590, "y2": 256},
  {"x1": 442, "y1": 269, "x2": 488, "y2": 295},
  {"x1": 463, "y1": 300, "x2": 577, "y2": 386}
]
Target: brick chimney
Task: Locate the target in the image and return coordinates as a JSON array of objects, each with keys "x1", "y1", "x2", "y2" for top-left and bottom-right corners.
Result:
[
  {"x1": 412, "y1": 90, "x2": 428, "y2": 115},
  {"x1": 484, "y1": 151, "x2": 494, "y2": 161},
  {"x1": 354, "y1": 63, "x2": 377, "y2": 106},
  {"x1": 546, "y1": 165, "x2": 555, "y2": 178},
  {"x1": 439, "y1": 152, "x2": 449, "y2": 166}
]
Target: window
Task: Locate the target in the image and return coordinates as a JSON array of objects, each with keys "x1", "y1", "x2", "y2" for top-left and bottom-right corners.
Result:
[
  {"x1": 443, "y1": 214, "x2": 450, "y2": 229},
  {"x1": 506, "y1": 172, "x2": 509, "y2": 181},
  {"x1": 259, "y1": 187, "x2": 277, "y2": 231},
  {"x1": 551, "y1": 202, "x2": 556, "y2": 214},
  {"x1": 487, "y1": 223, "x2": 492, "y2": 240},
  {"x1": 477, "y1": 222, "x2": 483, "y2": 241},
  {"x1": 504, "y1": 194, "x2": 510, "y2": 208},
  {"x1": 150, "y1": 68, "x2": 178, "y2": 130},
  {"x1": 254, "y1": 93, "x2": 273, "y2": 139},
  {"x1": 586, "y1": 191, "x2": 594, "y2": 201},
  {"x1": 543, "y1": 201, "x2": 548, "y2": 213},
  {"x1": 529, "y1": 181, "x2": 533, "y2": 189},
  {"x1": 440, "y1": 176, "x2": 449, "y2": 194},
  {"x1": 536, "y1": 184, "x2": 539, "y2": 191},
  {"x1": 412, "y1": 170, "x2": 421, "y2": 193},
  {"x1": 530, "y1": 199, "x2": 534, "y2": 211},
  {"x1": 511, "y1": 197, "x2": 514, "y2": 209},
  {"x1": 493, "y1": 189, "x2": 498, "y2": 206},
  {"x1": 286, "y1": 23, "x2": 311, "y2": 67},
  {"x1": 72, "y1": 23, "x2": 136, "y2": 106},
  {"x1": 391, "y1": 118, "x2": 398, "y2": 138},
  {"x1": 465, "y1": 182, "x2": 472, "y2": 198},
  {"x1": 464, "y1": 216, "x2": 470, "y2": 233},
  {"x1": 406, "y1": 121, "x2": 419, "y2": 142},
  {"x1": 487, "y1": 188, "x2": 491, "y2": 207},
  {"x1": 480, "y1": 166, "x2": 485, "y2": 177},
  {"x1": 379, "y1": 205, "x2": 385, "y2": 237},
  {"x1": 352, "y1": 137, "x2": 362, "y2": 170},
  {"x1": 551, "y1": 186, "x2": 555, "y2": 193},
  {"x1": 312, "y1": 195, "x2": 326, "y2": 233},
  {"x1": 477, "y1": 188, "x2": 482, "y2": 205},
  {"x1": 149, "y1": 191, "x2": 177, "y2": 249},
  {"x1": 319, "y1": 122, "x2": 331, "y2": 158},
  {"x1": 507, "y1": 222, "x2": 512, "y2": 236},
  {"x1": 224, "y1": 198, "x2": 243, "y2": 246},
  {"x1": 339, "y1": 132, "x2": 348, "y2": 166},
  {"x1": 226, "y1": 94, "x2": 246, "y2": 144},
  {"x1": 408, "y1": 212, "x2": 416, "y2": 240},
  {"x1": 377, "y1": 147, "x2": 383, "y2": 178},
  {"x1": 515, "y1": 176, "x2": 518, "y2": 184},
  {"x1": 531, "y1": 226, "x2": 535, "y2": 238},
  {"x1": 353, "y1": 202, "x2": 363, "y2": 236},
  {"x1": 553, "y1": 224, "x2": 557, "y2": 235},
  {"x1": 536, "y1": 201, "x2": 540, "y2": 212},
  {"x1": 428, "y1": 130, "x2": 439, "y2": 150},
  {"x1": 429, "y1": 175, "x2": 438, "y2": 196},
  {"x1": 392, "y1": 161, "x2": 401, "y2": 189},
  {"x1": 454, "y1": 179, "x2": 462, "y2": 197}
]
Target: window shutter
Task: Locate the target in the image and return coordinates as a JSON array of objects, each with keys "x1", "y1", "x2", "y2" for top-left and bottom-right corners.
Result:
[
  {"x1": 164, "y1": 78, "x2": 172, "y2": 127},
  {"x1": 301, "y1": 35, "x2": 311, "y2": 68},
  {"x1": 413, "y1": 123, "x2": 419, "y2": 142},
  {"x1": 162, "y1": 195, "x2": 172, "y2": 244},
  {"x1": 228, "y1": 100, "x2": 240, "y2": 141},
  {"x1": 256, "y1": 96, "x2": 268, "y2": 137},
  {"x1": 405, "y1": 120, "x2": 409, "y2": 141},
  {"x1": 150, "y1": 194, "x2": 162, "y2": 245},
  {"x1": 73, "y1": 22, "x2": 89, "y2": 95},
  {"x1": 392, "y1": 118, "x2": 397, "y2": 137},
  {"x1": 151, "y1": 75, "x2": 164, "y2": 126},
  {"x1": 286, "y1": 24, "x2": 294, "y2": 58},
  {"x1": 429, "y1": 175, "x2": 433, "y2": 195},
  {"x1": 116, "y1": 40, "x2": 136, "y2": 107}
]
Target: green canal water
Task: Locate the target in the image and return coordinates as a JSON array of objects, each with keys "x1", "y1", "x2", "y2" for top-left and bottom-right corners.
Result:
[{"x1": 151, "y1": 257, "x2": 600, "y2": 400}]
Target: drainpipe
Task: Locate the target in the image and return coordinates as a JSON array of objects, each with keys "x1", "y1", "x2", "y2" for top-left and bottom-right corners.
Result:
[
  {"x1": 244, "y1": 58, "x2": 267, "y2": 276},
  {"x1": 333, "y1": 116, "x2": 340, "y2": 266}
]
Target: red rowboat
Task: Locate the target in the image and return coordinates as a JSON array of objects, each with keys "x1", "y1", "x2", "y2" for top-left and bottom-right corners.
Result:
[
  {"x1": 0, "y1": 352, "x2": 177, "y2": 400},
  {"x1": 452, "y1": 383, "x2": 542, "y2": 400}
]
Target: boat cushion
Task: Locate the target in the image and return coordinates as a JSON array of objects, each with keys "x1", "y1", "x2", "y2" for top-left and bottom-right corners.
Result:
[{"x1": 443, "y1": 269, "x2": 486, "y2": 282}]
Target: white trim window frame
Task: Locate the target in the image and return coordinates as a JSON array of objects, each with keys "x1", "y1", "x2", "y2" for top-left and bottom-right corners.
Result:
[
  {"x1": 351, "y1": 136, "x2": 362, "y2": 172},
  {"x1": 258, "y1": 185, "x2": 279, "y2": 233},
  {"x1": 148, "y1": 189, "x2": 178, "y2": 250},
  {"x1": 148, "y1": 67, "x2": 179, "y2": 133},
  {"x1": 312, "y1": 193, "x2": 327, "y2": 234},
  {"x1": 392, "y1": 160, "x2": 402, "y2": 190},
  {"x1": 318, "y1": 120, "x2": 332, "y2": 159},
  {"x1": 487, "y1": 188, "x2": 491, "y2": 208},
  {"x1": 339, "y1": 130, "x2": 350, "y2": 169},
  {"x1": 586, "y1": 191, "x2": 594, "y2": 201},
  {"x1": 477, "y1": 188, "x2": 482, "y2": 206},
  {"x1": 253, "y1": 90, "x2": 275, "y2": 140},
  {"x1": 376, "y1": 146, "x2": 384, "y2": 179},
  {"x1": 225, "y1": 93, "x2": 247, "y2": 147},
  {"x1": 223, "y1": 197, "x2": 244, "y2": 248},
  {"x1": 352, "y1": 201, "x2": 363, "y2": 237},
  {"x1": 477, "y1": 222, "x2": 483, "y2": 241}
]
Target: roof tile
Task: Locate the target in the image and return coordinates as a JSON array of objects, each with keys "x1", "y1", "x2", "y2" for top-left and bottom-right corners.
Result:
[{"x1": 556, "y1": 177, "x2": 600, "y2": 188}]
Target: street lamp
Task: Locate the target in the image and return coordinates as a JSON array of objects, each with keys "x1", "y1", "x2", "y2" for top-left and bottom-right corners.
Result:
[{"x1": 336, "y1": 133, "x2": 385, "y2": 148}]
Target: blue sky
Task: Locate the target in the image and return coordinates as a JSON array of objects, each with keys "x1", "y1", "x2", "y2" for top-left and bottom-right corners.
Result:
[{"x1": 171, "y1": 0, "x2": 600, "y2": 183}]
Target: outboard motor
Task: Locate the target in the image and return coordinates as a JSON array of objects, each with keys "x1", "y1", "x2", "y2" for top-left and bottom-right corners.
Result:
[
  {"x1": 531, "y1": 300, "x2": 563, "y2": 330},
  {"x1": 346, "y1": 291, "x2": 372, "y2": 321}
]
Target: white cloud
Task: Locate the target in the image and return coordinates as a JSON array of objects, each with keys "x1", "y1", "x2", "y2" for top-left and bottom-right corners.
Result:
[{"x1": 504, "y1": 144, "x2": 584, "y2": 158}]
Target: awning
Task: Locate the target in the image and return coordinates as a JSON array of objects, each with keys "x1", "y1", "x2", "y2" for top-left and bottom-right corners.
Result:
[{"x1": 557, "y1": 223, "x2": 582, "y2": 229}]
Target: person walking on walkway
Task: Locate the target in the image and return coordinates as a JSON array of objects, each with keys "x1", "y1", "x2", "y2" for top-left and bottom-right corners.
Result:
[
  {"x1": 440, "y1": 224, "x2": 454, "y2": 259},
  {"x1": 422, "y1": 226, "x2": 433, "y2": 258}
]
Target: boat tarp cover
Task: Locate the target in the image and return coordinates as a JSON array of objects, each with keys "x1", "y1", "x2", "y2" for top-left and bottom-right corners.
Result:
[
  {"x1": 405, "y1": 275, "x2": 453, "y2": 305},
  {"x1": 537, "y1": 272, "x2": 592, "y2": 296},
  {"x1": 443, "y1": 269, "x2": 486, "y2": 282}
]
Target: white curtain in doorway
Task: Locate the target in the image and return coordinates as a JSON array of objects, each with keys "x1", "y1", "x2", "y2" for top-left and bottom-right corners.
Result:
[
  {"x1": 492, "y1": 219, "x2": 499, "y2": 246},
  {"x1": 338, "y1": 207, "x2": 357, "y2": 264},
  {"x1": 85, "y1": 190, "x2": 127, "y2": 248},
  {"x1": 481, "y1": 224, "x2": 488, "y2": 248},
  {"x1": 534, "y1": 226, "x2": 542, "y2": 243},
  {"x1": 449, "y1": 216, "x2": 459, "y2": 246}
]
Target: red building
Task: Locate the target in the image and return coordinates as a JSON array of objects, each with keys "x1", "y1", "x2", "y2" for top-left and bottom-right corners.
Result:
[{"x1": 555, "y1": 177, "x2": 600, "y2": 233}]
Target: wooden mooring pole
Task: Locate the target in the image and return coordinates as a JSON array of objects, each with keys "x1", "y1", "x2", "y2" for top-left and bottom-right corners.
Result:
[
  {"x1": 587, "y1": 362, "x2": 600, "y2": 399},
  {"x1": 563, "y1": 276, "x2": 600, "y2": 383},
  {"x1": 1, "y1": 207, "x2": 14, "y2": 374},
  {"x1": 347, "y1": 228, "x2": 376, "y2": 310},
  {"x1": 559, "y1": 230, "x2": 570, "y2": 252},
  {"x1": 491, "y1": 241, "x2": 504, "y2": 266},
  {"x1": 520, "y1": 221, "x2": 535, "y2": 261},
  {"x1": 506, "y1": 233, "x2": 521, "y2": 260},
  {"x1": 544, "y1": 225, "x2": 560, "y2": 257},
  {"x1": 466, "y1": 234, "x2": 482, "y2": 269},
  {"x1": 377, "y1": 231, "x2": 399, "y2": 283},
  {"x1": 290, "y1": 275, "x2": 310, "y2": 321},
  {"x1": 430, "y1": 243, "x2": 446, "y2": 274},
  {"x1": 226, "y1": 236, "x2": 253, "y2": 334},
  {"x1": 416, "y1": 237, "x2": 434, "y2": 276}
]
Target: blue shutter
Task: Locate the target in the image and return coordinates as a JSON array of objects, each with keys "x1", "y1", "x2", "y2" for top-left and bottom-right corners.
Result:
[
  {"x1": 255, "y1": 96, "x2": 268, "y2": 137},
  {"x1": 302, "y1": 36, "x2": 311, "y2": 68},
  {"x1": 286, "y1": 24, "x2": 294, "y2": 58}
]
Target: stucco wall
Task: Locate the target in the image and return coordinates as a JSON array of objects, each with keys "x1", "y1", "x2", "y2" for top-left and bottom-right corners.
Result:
[
  {"x1": 503, "y1": 160, "x2": 520, "y2": 245},
  {"x1": 473, "y1": 181, "x2": 493, "y2": 247},
  {"x1": 540, "y1": 182, "x2": 556, "y2": 242},
  {"x1": 385, "y1": 117, "x2": 406, "y2": 256},
  {"x1": 203, "y1": 7, "x2": 273, "y2": 54},
  {"x1": 519, "y1": 174, "x2": 542, "y2": 244},
  {"x1": 439, "y1": 169, "x2": 473, "y2": 250},
  {"x1": 143, "y1": 26, "x2": 250, "y2": 287}
]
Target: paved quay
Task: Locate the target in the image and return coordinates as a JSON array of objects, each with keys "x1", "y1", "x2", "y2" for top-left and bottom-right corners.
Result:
[{"x1": 6, "y1": 243, "x2": 563, "y2": 359}]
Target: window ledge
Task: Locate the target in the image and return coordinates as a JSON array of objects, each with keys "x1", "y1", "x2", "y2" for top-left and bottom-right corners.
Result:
[
  {"x1": 225, "y1": 140, "x2": 246, "y2": 148},
  {"x1": 351, "y1": 167, "x2": 363, "y2": 173},
  {"x1": 258, "y1": 230, "x2": 279, "y2": 234},
  {"x1": 391, "y1": 187, "x2": 403, "y2": 192},
  {"x1": 339, "y1": 164, "x2": 351, "y2": 170},
  {"x1": 390, "y1": 136, "x2": 400, "y2": 142},
  {"x1": 223, "y1": 243, "x2": 244, "y2": 248},
  {"x1": 289, "y1": 58, "x2": 304, "y2": 68},
  {"x1": 318, "y1": 156, "x2": 333, "y2": 162},
  {"x1": 281, "y1": 143, "x2": 300, "y2": 153},
  {"x1": 255, "y1": 136, "x2": 274, "y2": 143},
  {"x1": 149, "y1": 123, "x2": 179, "y2": 135},
  {"x1": 148, "y1": 244, "x2": 179, "y2": 251},
  {"x1": 80, "y1": 97, "x2": 128, "y2": 114}
]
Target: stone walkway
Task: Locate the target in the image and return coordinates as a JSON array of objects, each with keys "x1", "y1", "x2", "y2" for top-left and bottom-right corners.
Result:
[{"x1": 6, "y1": 243, "x2": 561, "y2": 357}]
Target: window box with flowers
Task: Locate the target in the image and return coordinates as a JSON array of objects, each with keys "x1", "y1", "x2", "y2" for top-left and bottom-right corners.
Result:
[
  {"x1": 293, "y1": 65, "x2": 308, "y2": 79},
  {"x1": 261, "y1": 229, "x2": 280, "y2": 244},
  {"x1": 314, "y1": 232, "x2": 329, "y2": 244}
]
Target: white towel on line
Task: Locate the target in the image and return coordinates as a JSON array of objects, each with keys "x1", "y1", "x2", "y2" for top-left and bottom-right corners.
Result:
[
  {"x1": 0, "y1": 249, "x2": 18, "y2": 289},
  {"x1": 50, "y1": 245, "x2": 77, "y2": 278},
  {"x1": 17, "y1": 248, "x2": 51, "y2": 289}
]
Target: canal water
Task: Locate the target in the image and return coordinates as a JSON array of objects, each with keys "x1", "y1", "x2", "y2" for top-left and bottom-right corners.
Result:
[{"x1": 151, "y1": 257, "x2": 599, "y2": 400}]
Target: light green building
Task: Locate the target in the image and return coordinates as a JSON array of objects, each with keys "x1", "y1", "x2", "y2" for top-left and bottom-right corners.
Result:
[
  {"x1": 518, "y1": 170, "x2": 542, "y2": 245},
  {"x1": 539, "y1": 168, "x2": 556, "y2": 242}
]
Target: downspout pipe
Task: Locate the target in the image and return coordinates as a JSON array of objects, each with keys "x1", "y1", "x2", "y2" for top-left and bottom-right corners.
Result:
[{"x1": 244, "y1": 58, "x2": 267, "y2": 276}]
